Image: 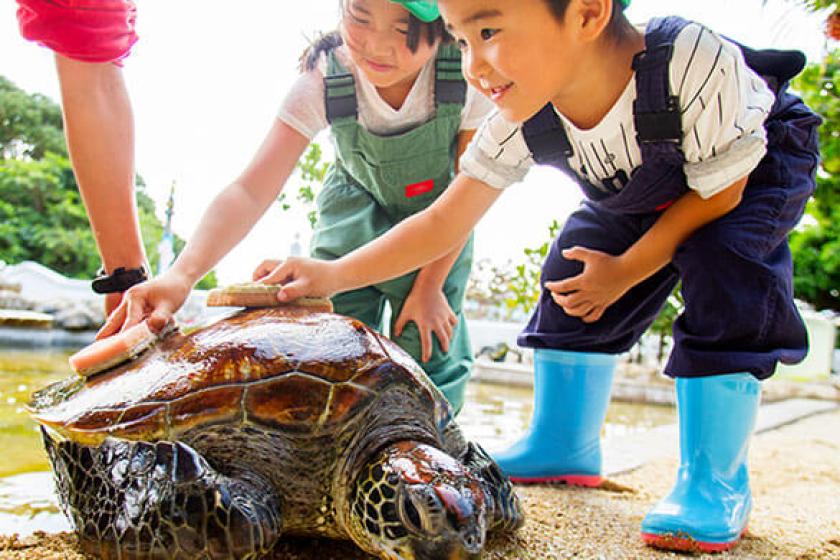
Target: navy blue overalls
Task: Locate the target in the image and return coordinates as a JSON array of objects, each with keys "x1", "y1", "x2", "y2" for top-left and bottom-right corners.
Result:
[{"x1": 518, "y1": 16, "x2": 822, "y2": 380}]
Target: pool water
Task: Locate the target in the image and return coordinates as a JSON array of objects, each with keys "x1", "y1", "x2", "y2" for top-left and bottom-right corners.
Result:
[{"x1": 0, "y1": 349, "x2": 675, "y2": 536}]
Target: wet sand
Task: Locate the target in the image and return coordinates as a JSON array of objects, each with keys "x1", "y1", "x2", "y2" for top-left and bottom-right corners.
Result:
[{"x1": 2, "y1": 407, "x2": 838, "y2": 559}]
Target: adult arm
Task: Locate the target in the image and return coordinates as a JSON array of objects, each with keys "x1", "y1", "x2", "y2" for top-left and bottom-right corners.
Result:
[{"x1": 56, "y1": 55, "x2": 145, "y2": 312}]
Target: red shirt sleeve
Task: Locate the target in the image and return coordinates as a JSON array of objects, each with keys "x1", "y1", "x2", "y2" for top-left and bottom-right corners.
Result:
[{"x1": 16, "y1": 0, "x2": 138, "y2": 64}]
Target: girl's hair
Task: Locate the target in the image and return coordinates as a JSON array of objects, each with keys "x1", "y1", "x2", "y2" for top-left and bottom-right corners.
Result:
[
  {"x1": 545, "y1": 0, "x2": 634, "y2": 43},
  {"x1": 299, "y1": 1, "x2": 448, "y2": 72}
]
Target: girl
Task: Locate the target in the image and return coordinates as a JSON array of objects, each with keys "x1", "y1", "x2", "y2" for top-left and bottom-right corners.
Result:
[
  {"x1": 242, "y1": 0, "x2": 821, "y2": 553},
  {"x1": 100, "y1": 0, "x2": 495, "y2": 414}
]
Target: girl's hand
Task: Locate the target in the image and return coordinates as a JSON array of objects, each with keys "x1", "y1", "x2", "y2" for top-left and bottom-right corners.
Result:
[
  {"x1": 96, "y1": 271, "x2": 192, "y2": 339},
  {"x1": 252, "y1": 259, "x2": 282, "y2": 282},
  {"x1": 253, "y1": 257, "x2": 341, "y2": 301},
  {"x1": 544, "y1": 247, "x2": 635, "y2": 324},
  {"x1": 394, "y1": 286, "x2": 458, "y2": 363}
]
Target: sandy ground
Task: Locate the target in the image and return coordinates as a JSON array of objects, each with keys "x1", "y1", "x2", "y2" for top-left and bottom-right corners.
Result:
[{"x1": 2, "y1": 407, "x2": 838, "y2": 560}]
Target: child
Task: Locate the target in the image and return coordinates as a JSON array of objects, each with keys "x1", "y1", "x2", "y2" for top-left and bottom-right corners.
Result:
[
  {"x1": 100, "y1": 0, "x2": 495, "y2": 414},
  {"x1": 251, "y1": 0, "x2": 821, "y2": 553}
]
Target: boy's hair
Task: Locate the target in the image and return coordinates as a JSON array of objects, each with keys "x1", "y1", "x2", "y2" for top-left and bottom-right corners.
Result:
[
  {"x1": 545, "y1": 0, "x2": 634, "y2": 43},
  {"x1": 299, "y1": 1, "x2": 448, "y2": 72}
]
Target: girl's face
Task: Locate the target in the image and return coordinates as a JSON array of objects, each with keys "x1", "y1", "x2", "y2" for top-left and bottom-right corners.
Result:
[
  {"x1": 341, "y1": 0, "x2": 439, "y2": 90},
  {"x1": 442, "y1": 0, "x2": 587, "y2": 123}
]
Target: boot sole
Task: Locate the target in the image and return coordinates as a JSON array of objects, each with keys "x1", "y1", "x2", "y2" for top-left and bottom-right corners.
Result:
[
  {"x1": 509, "y1": 474, "x2": 602, "y2": 487},
  {"x1": 640, "y1": 526, "x2": 748, "y2": 553}
]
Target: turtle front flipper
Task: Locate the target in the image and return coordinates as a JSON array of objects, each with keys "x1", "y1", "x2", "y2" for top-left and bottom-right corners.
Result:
[
  {"x1": 43, "y1": 429, "x2": 283, "y2": 559},
  {"x1": 461, "y1": 441, "x2": 524, "y2": 532}
]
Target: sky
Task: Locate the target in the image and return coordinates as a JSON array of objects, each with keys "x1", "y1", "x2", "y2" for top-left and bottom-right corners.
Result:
[{"x1": 0, "y1": 1, "x2": 829, "y2": 284}]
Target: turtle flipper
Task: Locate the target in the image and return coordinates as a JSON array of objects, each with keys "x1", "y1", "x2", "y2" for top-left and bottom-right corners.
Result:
[
  {"x1": 461, "y1": 442, "x2": 524, "y2": 532},
  {"x1": 43, "y1": 429, "x2": 282, "y2": 559}
]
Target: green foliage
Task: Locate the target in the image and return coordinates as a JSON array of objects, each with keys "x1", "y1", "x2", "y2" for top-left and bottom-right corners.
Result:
[
  {"x1": 0, "y1": 75, "x2": 213, "y2": 285},
  {"x1": 465, "y1": 259, "x2": 521, "y2": 321},
  {"x1": 0, "y1": 77, "x2": 65, "y2": 160},
  {"x1": 278, "y1": 142, "x2": 330, "y2": 228},
  {"x1": 793, "y1": 51, "x2": 840, "y2": 216},
  {"x1": 0, "y1": 155, "x2": 100, "y2": 276},
  {"x1": 195, "y1": 271, "x2": 218, "y2": 290},
  {"x1": 788, "y1": 49, "x2": 840, "y2": 312},
  {"x1": 798, "y1": 0, "x2": 840, "y2": 11},
  {"x1": 504, "y1": 220, "x2": 562, "y2": 318}
]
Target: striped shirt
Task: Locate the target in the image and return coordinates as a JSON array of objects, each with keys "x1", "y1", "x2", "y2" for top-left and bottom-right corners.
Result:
[{"x1": 460, "y1": 22, "x2": 776, "y2": 199}]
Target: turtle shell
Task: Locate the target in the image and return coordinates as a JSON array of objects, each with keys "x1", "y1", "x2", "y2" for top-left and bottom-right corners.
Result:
[{"x1": 29, "y1": 307, "x2": 448, "y2": 446}]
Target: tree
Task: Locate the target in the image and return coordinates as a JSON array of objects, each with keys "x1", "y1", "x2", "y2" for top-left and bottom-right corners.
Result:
[
  {"x1": 0, "y1": 76, "x2": 65, "y2": 160},
  {"x1": 277, "y1": 142, "x2": 330, "y2": 228},
  {"x1": 786, "y1": 9, "x2": 840, "y2": 311},
  {"x1": 0, "y1": 76, "x2": 216, "y2": 287}
]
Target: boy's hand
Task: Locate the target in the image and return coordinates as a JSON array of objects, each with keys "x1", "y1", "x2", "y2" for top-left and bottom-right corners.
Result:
[
  {"x1": 394, "y1": 286, "x2": 458, "y2": 363},
  {"x1": 544, "y1": 247, "x2": 634, "y2": 324},
  {"x1": 252, "y1": 257, "x2": 340, "y2": 302},
  {"x1": 96, "y1": 271, "x2": 191, "y2": 340}
]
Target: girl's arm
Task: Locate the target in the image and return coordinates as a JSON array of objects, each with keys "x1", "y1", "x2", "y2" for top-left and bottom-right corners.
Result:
[
  {"x1": 547, "y1": 176, "x2": 749, "y2": 323},
  {"x1": 98, "y1": 119, "x2": 310, "y2": 336},
  {"x1": 167, "y1": 120, "x2": 309, "y2": 286}
]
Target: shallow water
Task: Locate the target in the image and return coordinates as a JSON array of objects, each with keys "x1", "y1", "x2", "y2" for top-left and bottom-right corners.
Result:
[{"x1": 0, "y1": 349, "x2": 674, "y2": 536}]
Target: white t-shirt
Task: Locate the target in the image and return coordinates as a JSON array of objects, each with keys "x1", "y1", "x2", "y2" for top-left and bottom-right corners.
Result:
[
  {"x1": 460, "y1": 21, "x2": 777, "y2": 200},
  {"x1": 277, "y1": 45, "x2": 495, "y2": 140}
]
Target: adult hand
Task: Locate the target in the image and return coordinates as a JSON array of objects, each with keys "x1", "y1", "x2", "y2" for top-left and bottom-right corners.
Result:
[
  {"x1": 252, "y1": 257, "x2": 341, "y2": 302},
  {"x1": 96, "y1": 271, "x2": 192, "y2": 339},
  {"x1": 394, "y1": 287, "x2": 458, "y2": 363},
  {"x1": 544, "y1": 247, "x2": 634, "y2": 324},
  {"x1": 104, "y1": 292, "x2": 124, "y2": 316}
]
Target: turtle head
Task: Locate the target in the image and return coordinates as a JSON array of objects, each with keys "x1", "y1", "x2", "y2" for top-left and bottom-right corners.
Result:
[{"x1": 350, "y1": 442, "x2": 487, "y2": 560}]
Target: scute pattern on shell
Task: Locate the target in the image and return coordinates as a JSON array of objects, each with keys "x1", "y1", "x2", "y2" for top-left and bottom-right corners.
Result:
[{"x1": 29, "y1": 307, "x2": 444, "y2": 445}]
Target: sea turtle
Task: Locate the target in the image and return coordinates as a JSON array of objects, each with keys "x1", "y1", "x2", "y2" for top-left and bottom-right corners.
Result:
[{"x1": 29, "y1": 306, "x2": 523, "y2": 559}]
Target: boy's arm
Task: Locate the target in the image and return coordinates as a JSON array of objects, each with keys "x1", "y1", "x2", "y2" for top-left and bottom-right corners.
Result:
[
  {"x1": 547, "y1": 176, "x2": 749, "y2": 323},
  {"x1": 409, "y1": 130, "x2": 477, "y2": 293},
  {"x1": 267, "y1": 172, "x2": 503, "y2": 300}
]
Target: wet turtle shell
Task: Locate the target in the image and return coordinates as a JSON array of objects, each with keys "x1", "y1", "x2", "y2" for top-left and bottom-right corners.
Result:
[{"x1": 31, "y1": 307, "x2": 448, "y2": 446}]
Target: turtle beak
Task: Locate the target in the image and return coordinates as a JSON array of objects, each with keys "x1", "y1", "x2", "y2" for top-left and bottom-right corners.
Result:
[{"x1": 432, "y1": 484, "x2": 487, "y2": 554}]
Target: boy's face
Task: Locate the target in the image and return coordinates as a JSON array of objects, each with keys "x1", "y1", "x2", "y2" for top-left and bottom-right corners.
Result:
[
  {"x1": 341, "y1": 0, "x2": 439, "y2": 90},
  {"x1": 441, "y1": 0, "x2": 583, "y2": 122}
]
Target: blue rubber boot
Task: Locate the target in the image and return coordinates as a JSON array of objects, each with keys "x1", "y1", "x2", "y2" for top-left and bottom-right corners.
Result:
[
  {"x1": 492, "y1": 349, "x2": 616, "y2": 486},
  {"x1": 641, "y1": 372, "x2": 761, "y2": 553}
]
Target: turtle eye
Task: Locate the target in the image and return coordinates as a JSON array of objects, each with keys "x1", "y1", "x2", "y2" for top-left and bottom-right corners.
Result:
[{"x1": 400, "y1": 485, "x2": 444, "y2": 536}]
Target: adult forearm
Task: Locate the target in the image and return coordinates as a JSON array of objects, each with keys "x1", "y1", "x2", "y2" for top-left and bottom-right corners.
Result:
[{"x1": 56, "y1": 55, "x2": 145, "y2": 271}]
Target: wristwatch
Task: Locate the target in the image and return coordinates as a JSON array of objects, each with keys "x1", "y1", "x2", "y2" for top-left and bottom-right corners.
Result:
[{"x1": 91, "y1": 265, "x2": 149, "y2": 294}]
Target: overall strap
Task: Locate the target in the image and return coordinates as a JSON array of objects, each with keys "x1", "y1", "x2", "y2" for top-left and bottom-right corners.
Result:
[
  {"x1": 435, "y1": 43, "x2": 466, "y2": 107},
  {"x1": 324, "y1": 49, "x2": 358, "y2": 123},
  {"x1": 631, "y1": 16, "x2": 690, "y2": 156},
  {"x1": 521, "y1": 104, "x2": 574, "y2": 169}
]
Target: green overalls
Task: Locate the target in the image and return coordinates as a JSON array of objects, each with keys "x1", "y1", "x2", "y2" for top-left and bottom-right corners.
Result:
[{"x1": 310, "y1": 44, "x2": 473, "y2": 413}]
